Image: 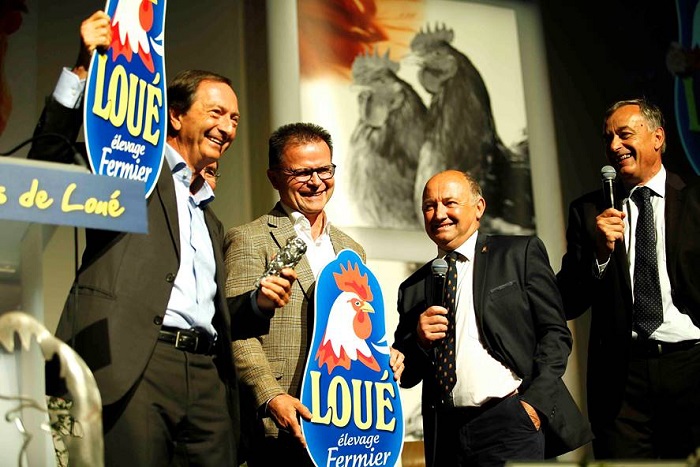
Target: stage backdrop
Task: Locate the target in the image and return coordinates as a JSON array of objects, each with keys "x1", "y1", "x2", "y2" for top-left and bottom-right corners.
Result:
[
  {"x1": 297, "y1": 0, "x2": 535, "y2": 236},
  {"x1": 266, "y1": 0, "x2": 575, "y2": 460}
]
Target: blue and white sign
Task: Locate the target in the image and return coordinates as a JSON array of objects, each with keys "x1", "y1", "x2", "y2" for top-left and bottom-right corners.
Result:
[
  {"x1": 84, "y1": 0, "x2": 167, "y2": 198},
  {"x1": 301, "y1": 249, "x2": 404, "y2": 467},
  {"x1": 672, "y1": 0, "x2": 700, "y2": 174}
]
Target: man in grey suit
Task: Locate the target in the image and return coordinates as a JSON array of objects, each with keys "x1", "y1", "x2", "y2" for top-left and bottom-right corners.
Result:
[
  {"x1": 225, "y1": 122, "x2": 404, "y2": 466},
  {"x1": 28, "y1": 11, "x2": 295, "y2": 466},
  {"x1": 394, "y1": 170, "x2": 591, "y2": 466}
]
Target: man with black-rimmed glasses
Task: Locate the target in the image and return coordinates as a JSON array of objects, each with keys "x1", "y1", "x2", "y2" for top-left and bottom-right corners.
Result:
[{"x1": 223, "y1": 122, "x2": 404, "y2": 466}]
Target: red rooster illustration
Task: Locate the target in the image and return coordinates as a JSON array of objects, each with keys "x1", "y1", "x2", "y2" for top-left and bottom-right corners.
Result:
[
  {"x1": 111, "y1": 0, "x2": 157, "y2": 73},
  {"x1": 316, "y1": 261, "x2": 380, "y2": 374}
]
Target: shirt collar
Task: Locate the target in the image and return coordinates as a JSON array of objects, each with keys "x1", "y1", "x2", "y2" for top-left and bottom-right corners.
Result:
[
  {"x1": 438, "y1": 229, "x2": 478, "y2": 262},
  {"x1": 165, "y1": 144, "x2": 215, "y2": 207},
  {"x1": 280, "y1": 202, "x2": 332, "y2": 236},
  {"x1": 641, "y1": 165, "x2": 666, "y2": 198}
]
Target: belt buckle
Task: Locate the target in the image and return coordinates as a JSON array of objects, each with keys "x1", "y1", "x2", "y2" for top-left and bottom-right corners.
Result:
[
  {"x1": 175, "y1": 331, "x2": 197, "y2": 351},
  {"x1": 657, "y1": 342, "x2": 663, "y2": 355}
]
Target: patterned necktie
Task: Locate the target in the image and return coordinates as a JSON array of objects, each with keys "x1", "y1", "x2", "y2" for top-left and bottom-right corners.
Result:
[
  {"x1": 631, "y1": 187, "x2": 663, "y2": 338},
  {"x1": 435, "y1": 252, "x2": 458, "y2": 405}
]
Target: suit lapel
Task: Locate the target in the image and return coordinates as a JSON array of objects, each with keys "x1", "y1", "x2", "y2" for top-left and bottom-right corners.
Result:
[
  {"x1": 472, "y1": 233, "x2": 489, "y2": 321},
  {"x1": 611, "y1": 181, "x2": 632, "y2": 296},
  {"x1": 267, "y1": 203, "x2": 316, "y2": 299},
  {"x1": 664, "y1": 173, "x2": 685, "y2": 287},
  {"x1": 329, "y1": 226, "x2": 351, "y2": 256},
  {"x1": 154, "y1": 162, "x2": 180, "y2": 260}
]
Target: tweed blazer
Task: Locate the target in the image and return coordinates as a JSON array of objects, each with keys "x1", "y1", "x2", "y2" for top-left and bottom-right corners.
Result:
[{"x1": 224, "y1": 203, "x2": 365, "y2": 437}]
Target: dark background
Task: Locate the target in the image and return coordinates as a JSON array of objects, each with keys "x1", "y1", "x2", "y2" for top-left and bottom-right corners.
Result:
[{"x1": 539, "y1": 0, "x2": 696, "y2": 210}]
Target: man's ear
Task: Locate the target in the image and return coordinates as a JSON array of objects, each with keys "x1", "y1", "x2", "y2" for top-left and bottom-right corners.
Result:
[
  {"x1": 475, "y1": 197, "x2": 486, "y2": 221},
  {"x1": 653, "y1": 126, "x2": 665, "y2": 152},
  {"x1": 267, "y1": 169, "x2": 279, "y2": 190},
  {"x1": 169, "y1": 108, "x2": 183, "y2": 133}
]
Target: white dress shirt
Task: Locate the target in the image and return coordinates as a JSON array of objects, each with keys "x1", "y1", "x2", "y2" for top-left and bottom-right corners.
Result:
[
  {"x1": 621, "y1": 167, "x2": 700, "y2": 342},
  {"x1": 442, "y1": 230, "x2": 522, "y2": 408}
]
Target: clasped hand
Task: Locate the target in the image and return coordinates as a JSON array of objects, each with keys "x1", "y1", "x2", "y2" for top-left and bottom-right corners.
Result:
[
  {"x1": 595, "y1": 208, "x2": 626, "y2": 262},
  {"x1": 256, "y1": 268, "x2": 297, "y2": 311},
  {"x1": 416, "y1": 306, "x2": 449, "y2": 349}
]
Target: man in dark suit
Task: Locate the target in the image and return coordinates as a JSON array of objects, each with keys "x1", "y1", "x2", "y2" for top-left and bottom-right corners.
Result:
[
  {"x1": 558, "y1": 98, "x2": 700, "y2": 459},
  {"x1": 28, "y1": 11, "x2": 295, "y2": 466},
  {"x1": 394, "y1": 170, "x2": 591, "y2": 466}
]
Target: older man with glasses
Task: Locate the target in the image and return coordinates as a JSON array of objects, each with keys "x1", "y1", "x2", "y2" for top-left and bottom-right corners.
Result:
[{"x1": 223, "y1": 122, "x2": 404, "y2": 466}]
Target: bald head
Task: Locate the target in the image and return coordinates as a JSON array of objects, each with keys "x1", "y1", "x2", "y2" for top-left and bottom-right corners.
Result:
[{"x1": 421, "y1": 170, "x2": 486, "y2": 251}]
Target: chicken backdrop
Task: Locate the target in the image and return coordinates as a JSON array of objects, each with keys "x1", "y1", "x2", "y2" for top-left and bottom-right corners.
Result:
[
  {"x1": 84, "y1": 0, "x2": 167, "y2": 198},
  {"x1": 300, "y1": 249, "x2": 404, "y2": 466}
]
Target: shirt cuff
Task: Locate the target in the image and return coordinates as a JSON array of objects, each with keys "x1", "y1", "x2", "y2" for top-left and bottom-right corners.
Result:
[
  {"x1": 53, "y1": 67, "x2": 86, "y2": 109},
  {"x1": 250, "y1": 290, "x2": 275, "y2": 319}
]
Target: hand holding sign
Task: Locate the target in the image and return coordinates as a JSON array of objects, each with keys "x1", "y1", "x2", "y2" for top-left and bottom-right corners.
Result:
[{"x1": 300, "y1": 250, "x2": 404, "y2": 466}]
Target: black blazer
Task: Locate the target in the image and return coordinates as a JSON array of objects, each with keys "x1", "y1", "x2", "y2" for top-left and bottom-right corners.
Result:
[
  {"x1": 557, "y1": 171, "x2": 700, "y2": 425},
  {"x1": 29, "y1": 97, "x2": 264, "y2": 457},
  {"x1": 394, "y1": 233, "x2": 592, "y2": 464}
]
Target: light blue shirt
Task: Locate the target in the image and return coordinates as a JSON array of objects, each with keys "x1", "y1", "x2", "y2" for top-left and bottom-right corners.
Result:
[
  {"x1": 52, "y1": 67, "x2": 219, "y2": 338},
  {"x1": 162, "y1": 146, "x2": 218, "y2": 338}
]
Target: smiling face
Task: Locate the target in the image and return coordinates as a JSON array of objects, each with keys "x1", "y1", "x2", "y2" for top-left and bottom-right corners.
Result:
[
  {"x1": 168, "y1": 80, "x2": 240, "y2": 172},
  {"x1": 268, "y1": 139, "x2": 335, "y2": 224},
  {"x1": 603, "y1": 104, "x2": 664, "y2": 189},
  {"x1": 422, "y1": 170, "x2": 485, "y2": 251}
]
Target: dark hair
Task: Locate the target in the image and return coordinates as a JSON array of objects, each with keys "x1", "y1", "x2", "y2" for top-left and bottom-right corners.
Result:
[
  {"x1": 268, "y1": 122, "x2": 333, "y2": 169},
  {"x1": 604, "y1": 98, "x2": 666, "y2": 153},
  {"x1": 167, "y1": 70, "x2": 233, "y2": 137}
]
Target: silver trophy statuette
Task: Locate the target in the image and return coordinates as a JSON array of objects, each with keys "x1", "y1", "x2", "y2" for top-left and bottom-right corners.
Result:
[{"x1": 255, "y1": 236, "x2": 308, "y2": 287}]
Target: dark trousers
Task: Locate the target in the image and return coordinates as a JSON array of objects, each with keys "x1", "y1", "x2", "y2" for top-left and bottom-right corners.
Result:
[
  {"x1": 102, "y1": 340, "x2": 235, "y2": 467},
  {"x1": 592, "y1": 342, "x2": 700, "y2": 459},
  {"x1": 434, "y1": 395, "x2": 544, "y2": 467},
  {"x1": 245, "y1": 430, "x2": 315, "y2": 467}
]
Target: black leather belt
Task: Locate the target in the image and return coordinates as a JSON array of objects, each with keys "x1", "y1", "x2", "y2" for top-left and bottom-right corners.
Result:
[
  {"x1": 158, "y1": 326, "x2": 215, "y2": 355},
  {"x1": 630, "y1": 338, "x2": 700, "y2": 357}
]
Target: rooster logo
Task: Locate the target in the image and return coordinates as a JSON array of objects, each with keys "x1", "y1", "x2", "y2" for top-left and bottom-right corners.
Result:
[
  {"x1": 315, "y1": 261, "x2": 380, "y2": 374},
  {"x1": 110, "y1": 0, "x2": 162, "y2": 73}
]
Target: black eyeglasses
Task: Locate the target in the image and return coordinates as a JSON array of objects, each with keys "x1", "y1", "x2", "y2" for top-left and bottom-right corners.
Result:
[
  {"x1": 203, "y1": 168, "x2": 221, "y2": 179},
  {"x1": 276, "y1": 164, "x2": 336, "y2": 182}
]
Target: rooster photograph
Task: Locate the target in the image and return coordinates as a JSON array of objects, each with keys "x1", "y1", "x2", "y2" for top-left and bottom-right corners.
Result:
[
  {"x1": 348, "y1": 49, "x2": 426, "y2": 230},
  {"x1": 296, "y1": 0, "x2": 536, "y2": 235},
  {"x1": 110, "y1": 0, "x2": 162, "y2": 73},
  {"x1": 315, "y1": 260, "x2": 382, "y2": 375},
  {"x1": 410, "y1": 23, "x2": 534, "y2": 232}
]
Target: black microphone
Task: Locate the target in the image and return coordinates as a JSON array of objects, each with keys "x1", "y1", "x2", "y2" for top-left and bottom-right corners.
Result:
[
  {"x1": 0, "y1": 132, "x2": 88, "y2": 168},
  {"x1": 601, "y1": 165, "x2": 617, "y2": 209},
  {"x1": 430, "y1": 258, "x2": 448, "y2": 307}
]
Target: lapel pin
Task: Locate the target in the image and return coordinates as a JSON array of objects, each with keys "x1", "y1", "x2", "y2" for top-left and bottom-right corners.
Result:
[{"x1": 481, "y1": 245, "x2": 488, "y2": 253}]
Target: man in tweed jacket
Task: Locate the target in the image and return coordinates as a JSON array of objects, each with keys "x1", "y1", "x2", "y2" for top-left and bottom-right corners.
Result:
[{"x1": 225, "y1": 123, "x2": 367, "y2": 466}]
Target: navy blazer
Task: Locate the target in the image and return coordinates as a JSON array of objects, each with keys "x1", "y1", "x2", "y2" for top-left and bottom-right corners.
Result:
[
  {"x1": 395, "y1": 233, "x2": 592, "y2": 464},
  {"x1": 557, "y1": 171, "x2": 700, "y2": 425}
]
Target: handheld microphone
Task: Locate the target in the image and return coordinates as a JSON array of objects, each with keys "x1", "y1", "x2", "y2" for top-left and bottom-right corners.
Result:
[
  {"x1": 601, "y1": 165, "x2": 617, "y2": 209},
  {"x1": 430, "y1": 258, "x2": 448, "y2": 307}
]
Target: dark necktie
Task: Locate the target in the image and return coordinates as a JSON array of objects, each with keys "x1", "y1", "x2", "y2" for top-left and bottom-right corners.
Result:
[
  {"x1": 631, "y1": 187, "x2": 663, "y2": 338},
  {"x1": 435, "y1": 252, "x2": 458, "y2": 405}
]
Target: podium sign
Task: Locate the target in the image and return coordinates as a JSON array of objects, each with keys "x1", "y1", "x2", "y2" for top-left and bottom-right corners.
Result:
[
  {"x1": 0, "y1": 158, "x2": 146, "y2": 233},
  {"x1": 301, "y1": 250, "x2": 404, "y2": 466}
]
